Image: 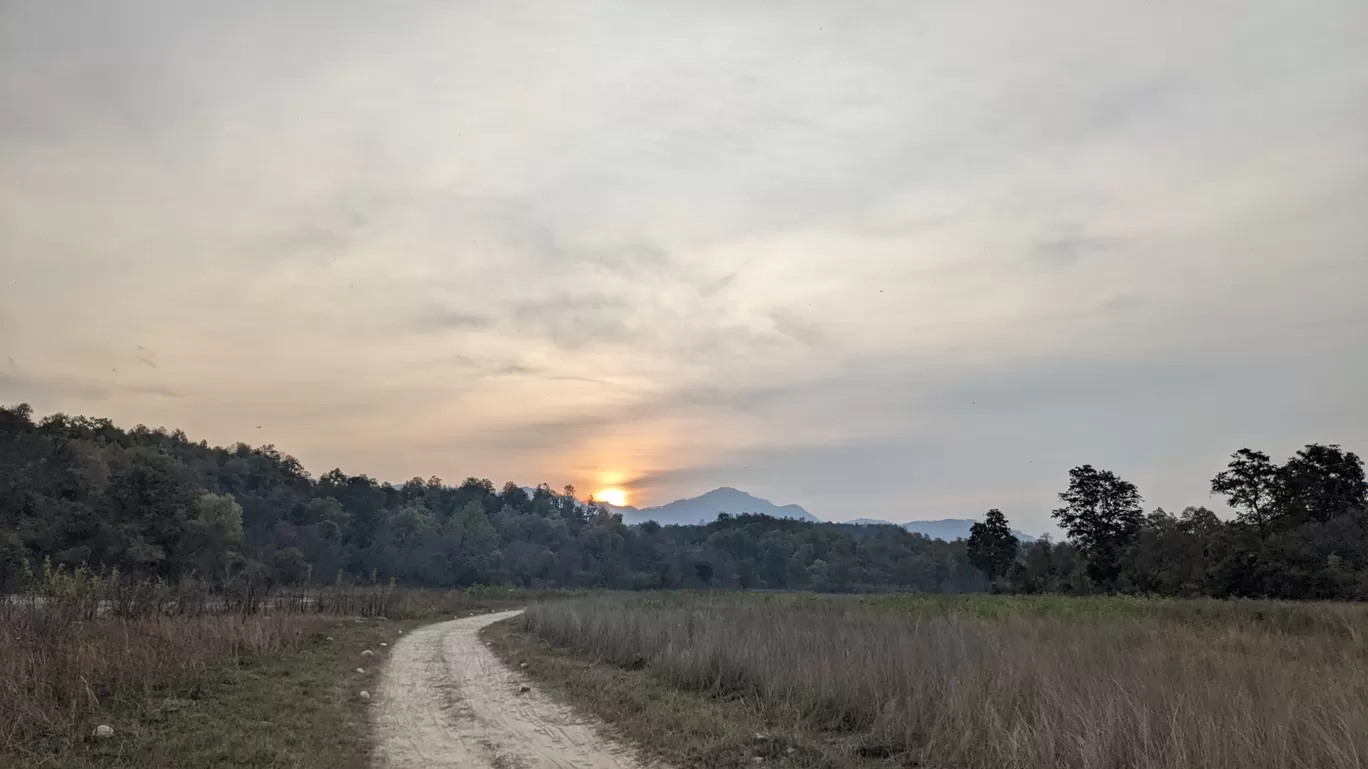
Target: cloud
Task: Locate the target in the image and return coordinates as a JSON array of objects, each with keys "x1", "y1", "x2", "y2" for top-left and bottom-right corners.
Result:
[
  {"x1": 509, "y1": 293, "x2": 638, "y2": 350},
  {"x1": 405, "y1": 308, "x2": 491, "y2": 333},
  {"x1": 1032, "y1": 236, "x2": 1130, "y2": 268},
  {"x1": 696, "y1": 272, "x2": 737, "y2": 297},
  {"x1": 1, "y1": 0, "x2": 1365, "y2": 532},
  {"x1": 0, "y1": 372, "x2": 181, "y2": 401},
  {"x1": 485, "y1": 362, "x2": 617, "y2": 387},
  {"x1": 769, "y1": 312, "x2": 826, "y2": 348}
]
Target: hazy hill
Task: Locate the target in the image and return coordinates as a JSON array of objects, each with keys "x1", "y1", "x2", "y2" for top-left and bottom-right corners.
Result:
[
  {"x1": 846, "y1": 517, "x2": 1036, "y2": 542},
  {"x1": 601, "y1": 493, "x2": 1034, "y2": 541},
  {"x1": 556, "y1": 488, "x2": 1033, "y2": 542},
  {"x1": 612, "y1": 487, "x2": 819, "y2": 526}
]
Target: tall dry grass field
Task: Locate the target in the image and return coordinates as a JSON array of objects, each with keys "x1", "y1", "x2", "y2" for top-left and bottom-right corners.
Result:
[
  {"x1": 0, "y1": 606, "x2": 320, "y2": 765},
  {"x1": 1, "y1": 568, "x2": 542, "y2": 767},
  {"x1": 523, "y1": 595, "x2": 1368, "y2": 769}
]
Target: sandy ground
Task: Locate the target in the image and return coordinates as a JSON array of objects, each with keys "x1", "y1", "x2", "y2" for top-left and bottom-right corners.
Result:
[{"x1": 374, "y1": 609, "x2": 662, "y2": 769}]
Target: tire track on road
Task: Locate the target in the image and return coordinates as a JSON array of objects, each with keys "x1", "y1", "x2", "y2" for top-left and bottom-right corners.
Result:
[{"x1": 374, "y1": 610, "x2": 663, "y2": 769}]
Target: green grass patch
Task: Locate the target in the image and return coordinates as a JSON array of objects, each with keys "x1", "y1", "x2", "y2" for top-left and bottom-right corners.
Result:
[{"x1": 15, "y1": 617, "x2": 403, "y2": 769}]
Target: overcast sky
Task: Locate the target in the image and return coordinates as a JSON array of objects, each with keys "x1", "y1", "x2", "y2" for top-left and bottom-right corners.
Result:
[{"x1": 2, "y1": 0, "x2": 1365, "y2": 533}]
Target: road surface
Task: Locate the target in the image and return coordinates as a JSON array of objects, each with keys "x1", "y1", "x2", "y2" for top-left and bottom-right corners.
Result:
[{"x1": 373, "y1": 609, "x2": 661, "y2": 769}]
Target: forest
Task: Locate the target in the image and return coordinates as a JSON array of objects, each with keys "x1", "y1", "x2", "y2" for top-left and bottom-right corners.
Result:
[{"x1": 2, "y1": 402, "x2": 1365, "y2": 599}]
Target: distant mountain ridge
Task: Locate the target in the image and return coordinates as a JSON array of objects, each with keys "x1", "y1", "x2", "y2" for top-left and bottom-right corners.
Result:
[
  {"x1": 606, "y1": 486, "x2": 819, "y2": 526},
  {"x1": 845, "y1": 517, "x2": 1036, "y2": 543},
  {"x1": 522, "y1": 485, "x2": 1034, "y2": 541}
]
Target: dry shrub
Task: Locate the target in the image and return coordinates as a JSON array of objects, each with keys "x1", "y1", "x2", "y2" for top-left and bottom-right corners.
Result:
[{"x1": 525, "y1": 595, "x2": 1368, "y2": 769}]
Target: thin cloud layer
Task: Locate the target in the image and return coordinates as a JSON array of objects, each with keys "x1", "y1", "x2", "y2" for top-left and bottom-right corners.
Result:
[{"x1": 2, "y1": 0, "x2": 1366, "y2": 531}]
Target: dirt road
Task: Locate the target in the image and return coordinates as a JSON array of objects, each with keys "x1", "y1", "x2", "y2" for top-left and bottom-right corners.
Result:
[{"x1": 373, "y1": 610, "x2": 661, "y2": 769}]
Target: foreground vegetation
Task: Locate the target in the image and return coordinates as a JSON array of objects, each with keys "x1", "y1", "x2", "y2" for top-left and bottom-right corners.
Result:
[
  {"x1": 1, "y1": 573, "x2": 528, "y2": 768},
  {"x1": 504, "y1": 593, "x2": 1368, "y2": 769}
]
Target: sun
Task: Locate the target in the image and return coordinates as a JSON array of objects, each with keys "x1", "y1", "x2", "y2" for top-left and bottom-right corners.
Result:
[{"x1": 597, "y1": 488, "x2": 628, "y2": 507}]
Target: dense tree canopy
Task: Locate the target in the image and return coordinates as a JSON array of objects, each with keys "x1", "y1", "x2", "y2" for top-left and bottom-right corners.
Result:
[
  {"x1": 1011, "y1": 445, "x2": 1368, "y2": 598},
  {"x1": 3, "y1": 403, "x2": 1364, "y2": 600},
  {"x1": 0, "y1": 404, "x2": 983, "y2": 593}
]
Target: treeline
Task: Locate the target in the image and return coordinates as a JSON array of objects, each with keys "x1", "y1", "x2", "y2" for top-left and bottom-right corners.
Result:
[
  {"x1": 967, "y1": 446, "x2": 1368, "y2": 599},
  {"x1": 0, "y1": 404, "x2": 983, "y2": 593},
  {"x1": 7, "y1": 404, "x2": 1364, "y2": 600}
]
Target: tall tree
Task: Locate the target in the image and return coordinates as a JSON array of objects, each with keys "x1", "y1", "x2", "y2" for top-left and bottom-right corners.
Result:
[
  {"x1": 1052, "y1": 465, "x2": 1143, "y2": 589},
  {"x1": 1279, "y1": 444, "x2": 1366, "y2": 525},
  {"x1": 967, "y1": 509, "x2": 1019, "y2": 583},
  {"x1": 1211, "y1": 448, "x2": 1282, "y2": 533}
]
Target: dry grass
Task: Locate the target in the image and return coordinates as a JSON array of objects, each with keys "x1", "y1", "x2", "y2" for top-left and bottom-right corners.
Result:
[
  {"x1": 516, "y1": 594, "x2": 1368, "y2": 769},
  {"x1": 1, "y1": 609, "x2": 336, "y2": 767},
  {"x1": 1, "y1": 574, "x2": 538, "y2": 768},
  {"x1": 484, "y1": 617, "x2": 849, "y2": 769}
]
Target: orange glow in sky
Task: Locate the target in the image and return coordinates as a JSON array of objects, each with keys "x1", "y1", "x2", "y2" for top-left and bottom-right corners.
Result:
[{"x1": 596, "y1": 488, "x2": 628, "y2": 507}]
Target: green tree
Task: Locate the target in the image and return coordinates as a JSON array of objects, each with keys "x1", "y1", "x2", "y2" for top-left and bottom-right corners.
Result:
[
  {"x1": 1013, "y1": 538, "x2": 1055, "y2": 593},
  {"x1": 694, "y1": 560, "x2": 714, "y2": 585},
  {"x1": 966, "y1": 509, "x2": 1019, "y2": 583},
  {"x1": 101, "y1": 447, "x2": 201, "y2": 577},
  {"x1": 303, "y1": 497, "x2": 350, "y2": 540},
  {"x1": 1279, "y1": 444, "x2": 1366, "y2": 525},
  {"x1": 272, "y1": 547, "x2": 310, "y2": 584},
  {"x1": 446, "y1": 500, "x2": 500, "y2": 585},
  {"x1": 1211, "y1": 448, "x2": 1282, "y2": 533},
  {"x1": 180, "y1": 491, "x2": 245, "y2": 579},
  {"x1": 1052, "y1": 465, "x2": 1143, "y2": 590}
]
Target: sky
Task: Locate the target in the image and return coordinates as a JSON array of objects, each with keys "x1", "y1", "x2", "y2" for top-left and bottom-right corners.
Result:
[{"x1": 2, "y1": 0, "x2": 1366, "y2": 534}]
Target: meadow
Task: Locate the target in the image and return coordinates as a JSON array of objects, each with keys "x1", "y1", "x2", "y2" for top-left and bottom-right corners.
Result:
[
  {"x1": 1, "y1": 569, "x2": 535, "y2": 769},
  {"x1": 13, "y1": 577, "x2": 1368, "y2": 769},
  {"x1": 509, "y1": 592, "x2": 1368, "y2": 769}
]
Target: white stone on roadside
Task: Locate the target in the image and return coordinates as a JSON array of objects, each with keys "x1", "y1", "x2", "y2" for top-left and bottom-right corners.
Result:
[
  {"x1": 92, "y1": 724, "x2": 114, "y2": 739},
  {"x1": 519, "y1": 662, "x2": 527, "y2": 668},
  {"x1": 380, "y1": 642, "x2": 387, "y2": 647},
  {"x1": 361, "y1": 649, "x2": 374, "y2": 657},
  {"x1": 356, "y1": 668, "x2": 365, "y2": 674},
  {"x1": 358, "y1": 690, "x2": 371, "y2": 701},
  {"x1": 325, "y1": 636, "x2": 334, "y2": 642}
]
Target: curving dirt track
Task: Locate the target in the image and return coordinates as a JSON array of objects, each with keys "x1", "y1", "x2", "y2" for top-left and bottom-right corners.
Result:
[{"x1": 373, "y1": 610, "x2": 661, "y2": 769}]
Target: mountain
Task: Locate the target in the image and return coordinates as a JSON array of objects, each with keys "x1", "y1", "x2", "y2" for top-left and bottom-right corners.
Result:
[
  {"x1": 618, "y1": 487, "x2": 819, "y2": 526},
  {"x1": 523, "y1": 485, "x2": 1034, "y2": 542},
  {"x1": 839, "y1": 517, "x2": 1036, "y2": 542},
  {"x1": 900, "y1": 518, "x2": 1036, "y2": 543}
]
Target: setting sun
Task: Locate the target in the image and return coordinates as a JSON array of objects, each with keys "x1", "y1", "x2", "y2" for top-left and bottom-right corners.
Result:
[{"x1": 597, "y1": 488, "x2": 628, "y2": 507}]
